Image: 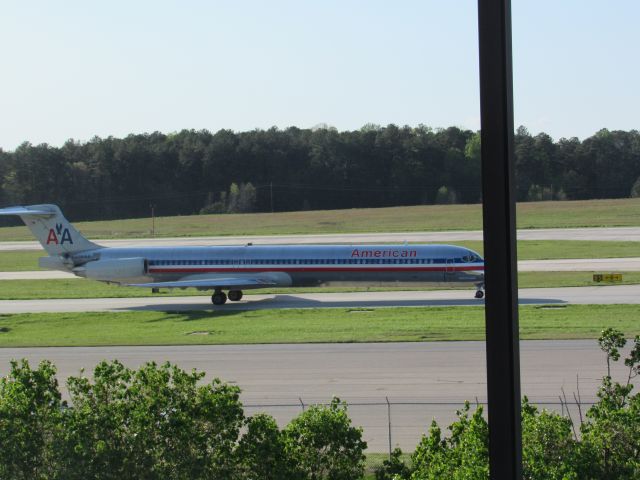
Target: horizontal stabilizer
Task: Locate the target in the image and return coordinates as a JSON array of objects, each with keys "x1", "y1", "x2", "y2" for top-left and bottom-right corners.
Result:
[
  {"x1": 128, "y1": 277, "x2": 277, "y2": 290},
  {"x1": 0, "y1": 206, "x2": 57, "y2": 217}
]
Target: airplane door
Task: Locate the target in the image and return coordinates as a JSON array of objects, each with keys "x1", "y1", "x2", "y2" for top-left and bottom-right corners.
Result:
[
  {"x1": 232, "y1": 248, "x2": 244, "y2": 269},
  {"x1": 445, "y1": 258, "x2": 455, "y2": 281}
]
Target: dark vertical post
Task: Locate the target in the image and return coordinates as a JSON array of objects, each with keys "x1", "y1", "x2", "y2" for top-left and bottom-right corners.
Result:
[
  {"x1": 386, "y1": 396, "x2": 392, "y2": 459},
  {"x1": 150, "y1": 203, "x2": 156, "y2": 237},
  {"x1": 270, "y1": 182, "x2": 274, "y2": 213},
  {"x1": 477, "y1": 0, "x2": 522, "y2": 479}
]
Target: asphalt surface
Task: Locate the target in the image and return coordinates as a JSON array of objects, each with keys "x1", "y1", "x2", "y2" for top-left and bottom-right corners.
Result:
[
  {"x1": 1, "y1": 226, "x2": 640, "y2": 251},
  {"x1": 0, "y1": 340, "x2": 631, "y2": 451},
  {"x1": 1, "y1": 285, "x2": 638, "y2": 313}
]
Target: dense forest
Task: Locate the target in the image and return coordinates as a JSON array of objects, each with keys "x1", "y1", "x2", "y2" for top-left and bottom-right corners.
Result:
[{"x1": 0, "y1": 125, "x2": 639, "y2": 223}]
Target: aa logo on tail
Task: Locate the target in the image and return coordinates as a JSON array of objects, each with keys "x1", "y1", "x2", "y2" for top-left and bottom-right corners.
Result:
[{"x1": 46, "y1": 223, "x2": 73, "y2": 245}]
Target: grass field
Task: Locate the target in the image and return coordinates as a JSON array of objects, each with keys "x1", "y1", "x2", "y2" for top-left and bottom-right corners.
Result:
[
  {"x1": 0, "y1": 305, "x2": 637, "y2": 347},
  {"x1": 0, "y1": 271, "x2": 638, "y2": 300},
  {"x1": 1, "y1": 240, "x2": 639, "y2": 273},
  {"x1": 1, "y1": 198, "x2": 639, "y2": 241}
]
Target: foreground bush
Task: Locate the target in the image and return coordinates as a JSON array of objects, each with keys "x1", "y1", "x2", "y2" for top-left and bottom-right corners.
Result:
[
  {"x1": 284, "y1": 398, "x2": 367, "y2": 480},
  {"x1": 0, "y1": 360, "x2": 366, "y2": 479},
  {"x1": 375, "y1": 328, "x2": 640, "y2": 480},
  {"x1": 0, "y1": 359, "x2": 62, "y2": 480}
]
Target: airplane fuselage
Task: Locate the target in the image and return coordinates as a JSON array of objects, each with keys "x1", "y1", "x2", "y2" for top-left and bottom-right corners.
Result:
[{"x1": 84, "y1": 244, "x2": 484, "y2": 288}]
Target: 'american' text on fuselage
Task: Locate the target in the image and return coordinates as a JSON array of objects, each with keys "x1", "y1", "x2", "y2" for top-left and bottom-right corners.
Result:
[{"x1": 351, "y1": 249, "x2": 417, "y2": 258}]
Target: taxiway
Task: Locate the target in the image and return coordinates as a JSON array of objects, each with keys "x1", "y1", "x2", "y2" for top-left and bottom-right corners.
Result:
[
  {"x1": 1, "y1": 285, "x2": 638, "y2": 314},
  {"x1": 0, "y1": 340, "x2": 630, "y2": 451}
]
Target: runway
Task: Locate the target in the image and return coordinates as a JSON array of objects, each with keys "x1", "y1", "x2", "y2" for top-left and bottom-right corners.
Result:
[
  {"x1": 1, "y1": 285, "x2": 638, "y2": 314},
  {"x1": 0, "y1": 340, "x2": 630, "y2": 451},
  {"x1": 1, "y1": 226, "x2": 639, "y2": 251},
  {"x1": 3, "y1": 256, "x2": 640, "y2": 280}
]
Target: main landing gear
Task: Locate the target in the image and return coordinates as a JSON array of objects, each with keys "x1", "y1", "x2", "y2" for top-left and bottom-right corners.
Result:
[
  {"x1": 211, "y1": 289, "x2": 244, "y2": 305},
  {"x1": 474, "y1": 284, "x2": 485, "y2": 299},
  {"x1": 228, "y1": 290, "x2": 243, "y2": 302}
]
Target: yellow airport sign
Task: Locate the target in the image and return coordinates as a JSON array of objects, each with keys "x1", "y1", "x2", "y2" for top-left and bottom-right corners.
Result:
[{"x1": 593, "y1": 273, "x2": 623, "y2": 283}]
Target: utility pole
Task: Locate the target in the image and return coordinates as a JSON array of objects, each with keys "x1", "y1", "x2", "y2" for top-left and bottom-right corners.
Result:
[
  {"x1": 150, "y1": 203, "x2": 156, "y2": 237},
  {"x1": 270, "y1": 182, "x2": 274, "y2": 213}
]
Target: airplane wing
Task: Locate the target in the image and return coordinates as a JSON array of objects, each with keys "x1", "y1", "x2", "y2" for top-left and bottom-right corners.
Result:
[{"x1": 128, "y1": 277, "x2": 277, "y2": 290}]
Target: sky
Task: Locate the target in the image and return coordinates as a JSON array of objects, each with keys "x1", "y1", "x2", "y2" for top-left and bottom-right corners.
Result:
[{"x1": 1, "y1": 1, "x2": 638, "y2": 150}]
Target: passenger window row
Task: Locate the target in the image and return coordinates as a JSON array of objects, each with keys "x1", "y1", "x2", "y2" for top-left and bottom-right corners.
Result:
[{"x1": 146, "y1": 258, "x2": 478, "y2": 266}]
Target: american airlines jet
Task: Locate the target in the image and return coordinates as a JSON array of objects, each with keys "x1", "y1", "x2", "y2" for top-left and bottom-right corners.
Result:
[{"x1": 0, "y1": 204, "x2": 485, "y2": 304}]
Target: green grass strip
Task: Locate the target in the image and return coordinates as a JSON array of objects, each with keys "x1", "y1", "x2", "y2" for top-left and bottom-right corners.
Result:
[
  {"x1": 1, "y1": 198, "x2": 639, "y2": 241},
  {"x1": 0, "y1": 305, "x2": 638, "y2": 347}
]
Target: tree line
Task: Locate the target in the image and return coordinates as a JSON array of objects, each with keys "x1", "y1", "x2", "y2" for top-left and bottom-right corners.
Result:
[{"x1": 1, "y1": 125, "x2": 639, "y2": 223}]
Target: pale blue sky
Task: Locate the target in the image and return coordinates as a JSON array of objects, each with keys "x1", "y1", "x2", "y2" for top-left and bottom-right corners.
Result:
[{"x1": 1, "y1": 1, "x2": 638, "y2": 150}]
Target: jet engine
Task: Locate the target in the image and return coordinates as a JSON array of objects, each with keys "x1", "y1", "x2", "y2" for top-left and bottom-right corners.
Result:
[{"x1": 74, "y1": 257, "x2": 147, "y2": 282}]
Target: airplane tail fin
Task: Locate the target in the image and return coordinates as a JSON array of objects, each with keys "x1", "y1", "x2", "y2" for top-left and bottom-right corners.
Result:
[{"x1": 0, "y1": 204, "x2": 100, "y2": 255}]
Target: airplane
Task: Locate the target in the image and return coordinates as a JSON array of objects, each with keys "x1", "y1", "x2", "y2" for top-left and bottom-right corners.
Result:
[{"x1": 0, "y1": 204, "x2": 485, "y2": 304}]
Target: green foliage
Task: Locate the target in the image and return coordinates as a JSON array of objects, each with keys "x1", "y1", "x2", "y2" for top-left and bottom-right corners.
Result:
[
  {"x1": 435, "y1": 186, "x2": 458, "y2": 204},
  {"x1": 57, "y1": 360, "x2": 244, "y2": 479},
  {"x1": 577, "y1": 329, "x2": 640, "y2": 479},
  {"x1": 284, "y1": 397, "x2": 367, "y2": 480},
  {"x1": 0, "y1": 360, "x2": 62, "y2": 480},
  {"x1": 410, "y1": 403, "x2": 489, "y2": 479},
  {"x1": 201, "y1": 182, "x2": 257, "y2": 214},
  {"x1": 236, "y1": 413, "x2": 299, "y2": 479},
  {"x1": 598, "y1": 327, "x2": 626, "y2": 376},
  {"x1": 521, "y1": 399, "x2": 579, "y2": 480},
  {"x1": 2, "y1": 126, "x2": 639, "y2": 224},
  {"x1": 374, "y1": 448, "x2": 411, "y2": 480},
  {"x1": 0, "y1": 361, "x2": 368, "y2": 479}
]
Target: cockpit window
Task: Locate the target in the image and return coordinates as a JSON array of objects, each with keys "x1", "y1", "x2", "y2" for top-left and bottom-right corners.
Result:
[{"x1": 464, "y1": 251, "x2": 483, "y2": 263}]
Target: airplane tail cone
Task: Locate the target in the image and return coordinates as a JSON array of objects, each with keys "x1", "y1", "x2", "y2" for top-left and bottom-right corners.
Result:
[{"x1": 0, "y1": 204, "x2": 100, "y2": 255}]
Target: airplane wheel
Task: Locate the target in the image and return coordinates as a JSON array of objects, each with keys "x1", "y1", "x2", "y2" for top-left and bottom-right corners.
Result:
[
  {"x1": 212, "y1": 292, "x2": 227, "y2": 305},
  {"x1": 475, "y1": 290, "x2": 485, "y2": 299},
  {"x1": 228, "y1": 290, "x2": 243, "y2": 302}
]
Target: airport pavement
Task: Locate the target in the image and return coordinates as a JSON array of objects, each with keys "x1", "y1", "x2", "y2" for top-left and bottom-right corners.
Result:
[
  {"x1": 1, "y1": 226, "x2": 640, "y2": 251},
  {"x1": 3, "y1": 256, "x2": 640, "y2": 280},
  {"x1": 0, "y1": 340, "x2": 632, "y2": 451},
  {"x1": 1, "y1": 285, "x2": 639, "y2": 313}
]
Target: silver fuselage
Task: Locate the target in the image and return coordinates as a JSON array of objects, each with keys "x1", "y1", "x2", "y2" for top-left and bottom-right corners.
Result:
[{"x1": 75, "y1": 244, "x2": 484, "y2": 288}]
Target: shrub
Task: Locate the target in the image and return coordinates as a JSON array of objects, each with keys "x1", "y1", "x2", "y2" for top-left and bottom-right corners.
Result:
[
  {"x1": 374, "y1": 448, "x2": 411, "y2": 480},
  {"x1": 57, "y1": 360, "x2": 245, "y2": 479},
  {"x1": 410, "y1": 402, "x2": 488, "y2": 480},
  {"x1": 521, "y1": 399, "x2": 579, "y2": 480},
  {"x1": 284, "y1": 397, "x2": 367, "y2": 480},
  {"x1": 0, "y1": 359, "x2": 62, "y2": 480},
  {"x1": 236, "y1": 413, "x2": 299, "y2": 479}
]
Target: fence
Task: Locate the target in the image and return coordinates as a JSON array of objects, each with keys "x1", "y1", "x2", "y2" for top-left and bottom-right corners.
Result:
[{"x1": 243, "y1": 398, "x2": 596, "y2": 454}]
